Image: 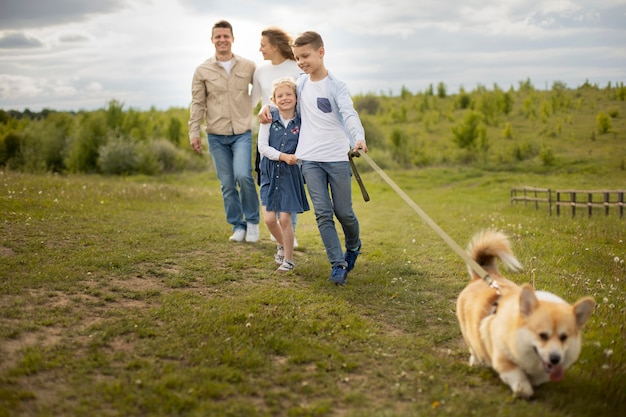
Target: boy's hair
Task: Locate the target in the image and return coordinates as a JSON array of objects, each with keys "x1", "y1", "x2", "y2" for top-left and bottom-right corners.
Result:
[
  {"x1": 270, "y1": 77, "x2": 297, "y2": 102},
  {"x1": 292, "y1": 31, "x2": 324, "y2": 49},
  {"x1": 212, "y1": 20, "x2": 233, "y2": 36},
  {"x1": 261, "y1": 27, "x2": 295, "y2": 60}
]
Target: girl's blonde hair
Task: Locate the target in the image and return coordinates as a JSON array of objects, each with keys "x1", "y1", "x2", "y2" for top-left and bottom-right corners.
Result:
[{"x1": 270, "y1": 77, "x2": 297, "y2": 103}]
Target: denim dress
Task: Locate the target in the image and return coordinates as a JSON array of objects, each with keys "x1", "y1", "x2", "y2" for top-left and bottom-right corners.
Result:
[{"x1": 259, "y1": 109, "x2": 310, "y2": 213}]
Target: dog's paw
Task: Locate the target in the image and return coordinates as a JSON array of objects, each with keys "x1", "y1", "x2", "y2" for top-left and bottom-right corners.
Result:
[
  {"x1": 500, "y1": 370, "x2": 534, "y2": 399},
  {"x1": 512, "y1": 382, "x2": 534, "y2": 399},
  {"x1": 469, "y1": 354, "x2": 477, "y2": 366}
]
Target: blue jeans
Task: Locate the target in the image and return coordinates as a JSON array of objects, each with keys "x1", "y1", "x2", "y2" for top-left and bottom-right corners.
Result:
[
  {"x1": 301, "y1": 160, "x2": 360, "y2": 267},
  {"x1": 207, "y1": 131, "x2": 259, "y2": 231}
]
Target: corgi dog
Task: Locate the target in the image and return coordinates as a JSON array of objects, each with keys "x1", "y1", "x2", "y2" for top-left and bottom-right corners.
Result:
[{"x1": 456, "y1": 230, "x2": 595, "y2": 398}]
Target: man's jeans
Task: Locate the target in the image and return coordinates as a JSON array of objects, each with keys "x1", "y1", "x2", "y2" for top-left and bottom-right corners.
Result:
[
  {"x1": 208, "y1": 131, "x2": 259, "y2": 231},
  {"x1": 301, "y1": 160, "x2": 360, "y2": 267}
]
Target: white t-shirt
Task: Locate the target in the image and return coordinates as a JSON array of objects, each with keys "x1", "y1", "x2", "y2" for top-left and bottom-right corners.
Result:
[
  {"x1": 252, "y1": 60, "x2": 301, "y2": 106},
  {"x1": 296, "y1": 77, "x2": 349, "y2": 162}
]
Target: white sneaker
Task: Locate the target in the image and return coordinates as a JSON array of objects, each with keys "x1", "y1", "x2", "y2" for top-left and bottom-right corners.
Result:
[
  {"x1": 245, "y1": 223, "x2": 260, "y2": 243},
  {"x1": 276, "y1": 260, "x2": 294, "y2": 273},
  {"x1": 274, "y1": 245, "x2": 285, "y2": 265},
  {"x1": 229, "y1": 229, "x2": 246, "y2": 242}
]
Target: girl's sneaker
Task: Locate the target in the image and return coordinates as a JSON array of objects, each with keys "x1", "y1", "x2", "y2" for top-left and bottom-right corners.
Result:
[
  {"x1": 276, "y1": 260, "x2": 294, "y2": 273},
  {"x1": 274, "y1": 245, "x2": 285, "y2": 265}
]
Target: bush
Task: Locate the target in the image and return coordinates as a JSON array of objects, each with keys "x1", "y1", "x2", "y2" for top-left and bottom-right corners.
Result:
[
  {"x1": 540, "y1": 147, "x2": 556, "y2": 166},
  {"x1": 0, "y1": 131, "x2": 23, "y2": 168},
  {"x1": 98, "y1": 136, "x2": 140, "y2": 175},
  {"x1": 596, "y1": 112, "x2": 612, "y2": 134},
  {"x1": 451, "y1": 111, "x2": 486, "y2": 150},
  {"x1": 353, "y1": 95, "x2": 380, "y2": 115},
  {"x1": 360, "y1": 116, "x2": 384, "y2": 147},
  {"x1": 149, "y1": 138, "x2": 185, "y2": 172},
  {"x1": 65, "y1": 111, "x2": 108, "y2": 173}
]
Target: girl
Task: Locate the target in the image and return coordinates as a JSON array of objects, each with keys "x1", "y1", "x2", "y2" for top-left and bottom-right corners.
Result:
[{"x1": 258, "y1": 77, "x2": 309, "y2": 272}]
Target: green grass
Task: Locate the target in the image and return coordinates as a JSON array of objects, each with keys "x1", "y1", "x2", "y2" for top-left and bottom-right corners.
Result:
[{"x1": 0, "y1": 167, "x2": 624, "y2": 417}]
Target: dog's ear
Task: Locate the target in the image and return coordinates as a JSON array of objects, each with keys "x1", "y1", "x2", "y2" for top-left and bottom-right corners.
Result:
[
  {"x1": 519, "y1": 284, "x2": 538, "y2": 317},
  {"x1": 573, "y1": 297, "x2": 595, "y2": 328}
]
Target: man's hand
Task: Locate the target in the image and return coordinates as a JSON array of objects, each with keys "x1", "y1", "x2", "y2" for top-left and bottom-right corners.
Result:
[
  {"x1": 258, "y1": 104, "x2": 272, "y2": 124},
  {"x1": 190, "y1": 137, "x2": 203, "y2": 154}
]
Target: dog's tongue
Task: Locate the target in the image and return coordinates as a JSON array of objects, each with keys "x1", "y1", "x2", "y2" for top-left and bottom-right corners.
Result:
[{"x1": 550, "y1": 364, "x2": 564, "y2": 382}]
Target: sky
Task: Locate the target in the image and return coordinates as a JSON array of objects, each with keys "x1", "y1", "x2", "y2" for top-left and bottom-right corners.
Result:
[{"x1": 0, "y1": 0, "x2": 625, "y2": 112}]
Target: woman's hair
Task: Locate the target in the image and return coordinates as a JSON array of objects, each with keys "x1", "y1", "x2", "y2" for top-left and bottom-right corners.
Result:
[
  {"x1": 292, "y1": 31, "x2": 324, "y2": 49},
  {"x1": 271, "y1": 77, "x2": 297, "y2": 102},
  {"x1": 261, "y1": 27, "x2": 295, "y2": 60}
]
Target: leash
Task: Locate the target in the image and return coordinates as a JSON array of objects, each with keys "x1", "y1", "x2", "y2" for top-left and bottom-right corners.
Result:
[
  {"x1": 348, "y1": 150, "x2": 500, "y2": 293},
  {"x1": 348, "y1": 150, "x2": 370, "y2": 202}
]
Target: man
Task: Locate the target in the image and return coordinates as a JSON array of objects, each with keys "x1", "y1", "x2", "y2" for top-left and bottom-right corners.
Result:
[{"x1": 189, "y1": 20, "x2": 260, "y2": 243}]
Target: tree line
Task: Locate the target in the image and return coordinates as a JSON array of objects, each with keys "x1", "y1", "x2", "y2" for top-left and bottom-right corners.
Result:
[{"x1": 1, "y1": 80, "x2": 624, "y2": 175}]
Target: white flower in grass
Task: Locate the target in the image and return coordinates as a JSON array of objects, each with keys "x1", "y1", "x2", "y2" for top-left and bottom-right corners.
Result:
[{"x1": 615, "y1": 257, "x2": 621, "y2": 263}]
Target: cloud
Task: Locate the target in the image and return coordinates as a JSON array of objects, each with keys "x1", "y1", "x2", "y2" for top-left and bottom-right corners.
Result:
[
  {"x1": 0, "y1": 0, "x2": 128, "y2": 29},
  {"x1": 0, "y1": 32, "x2": 43, "y2": 49},
  {"x1": 0, "y1": 0, "x2": 624, "y2": 111}
]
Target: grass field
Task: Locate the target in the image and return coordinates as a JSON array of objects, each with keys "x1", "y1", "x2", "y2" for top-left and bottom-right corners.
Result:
[{"x1": 0, "y1": 165, "x2": 624, "y2": 417}]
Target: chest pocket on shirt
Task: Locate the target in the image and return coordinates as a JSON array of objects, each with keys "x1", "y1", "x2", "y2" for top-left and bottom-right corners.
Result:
[{"x1": 317, "y1": 97, "x2": 332, "y2": 113}]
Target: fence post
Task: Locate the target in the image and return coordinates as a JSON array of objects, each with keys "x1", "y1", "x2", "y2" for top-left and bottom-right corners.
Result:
[
  {"x1": 571, "y1": 192, "x2": 576, "y2": 218},
  {"x1": 588, "y1": 193, "x2": 593, "y2": 217},
  {"x1": 548, "y1": 189, "x2": 552, "y2": 216},
  {"x1": 604, "y1": 192, "x2": 609, "y2": 216},
  {"x1": 620, "y1": 192, "x2": 624, "y2": 218},
  {"x1": 556, "y1": 191, "x2": 561, "y2": 216}
]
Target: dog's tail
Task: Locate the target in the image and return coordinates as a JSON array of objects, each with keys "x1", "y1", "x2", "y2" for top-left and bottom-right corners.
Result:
[{"x1": 467, "y1": 230, "x2": 522, "y2": 279}]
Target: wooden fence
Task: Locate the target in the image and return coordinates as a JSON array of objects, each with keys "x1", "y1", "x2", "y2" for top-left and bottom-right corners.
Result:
[{"x1": 510, "y1": 186, "x2": 625, "y2": 218}]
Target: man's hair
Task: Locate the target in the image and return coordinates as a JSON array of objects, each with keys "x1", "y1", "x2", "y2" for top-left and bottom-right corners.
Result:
[
  {"x1": 212, "y1": 20, "x2": 233, "y2": 36},
  {"x1": 292, "y1": 31, "x2": 324, "y2": 49},
  {"x1": 262, "y1": 27, "x2": 295, "y2": 60}
]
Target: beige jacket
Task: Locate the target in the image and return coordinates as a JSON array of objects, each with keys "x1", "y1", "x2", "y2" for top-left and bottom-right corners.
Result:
[{"x1": 188, "y1": 54, "x2": 255, "y2": 138}]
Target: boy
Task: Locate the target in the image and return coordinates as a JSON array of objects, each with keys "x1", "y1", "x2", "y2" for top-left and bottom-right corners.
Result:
[{"x1": 261, "y1": 31, "x2": 368, "y2": 285}]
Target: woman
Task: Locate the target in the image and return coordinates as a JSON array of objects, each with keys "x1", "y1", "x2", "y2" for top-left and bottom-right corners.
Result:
[{"x1": 252, "y1": 27, "x2": 302, "y2": 247}]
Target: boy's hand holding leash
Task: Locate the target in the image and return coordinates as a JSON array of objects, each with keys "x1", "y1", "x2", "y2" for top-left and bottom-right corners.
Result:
[{"x1": 348, "y1": 144, "x2": 370, "y2": 202}]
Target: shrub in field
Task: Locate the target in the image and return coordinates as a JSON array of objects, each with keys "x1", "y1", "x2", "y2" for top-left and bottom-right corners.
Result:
[
  {"x1": 0, "y1": 131, "x2": 24, "y2": 168},
  {"x1": 353, "y1": 94, "x2": 380, "y2": 115},
  {"x1": 98, "y1": 136, "x2": 140, "y2": 175},
  {"x1": 360, "y1": 116, "x2": 385, "y2": 147},
  {"x1": 437, "y1": 82, "x2": 446, "y2": 98},
  {"x1": 502, "y1": 121, "x2": 513, "y2": 139},
  {"x1": 540, "y1": 146, "x2": 556, "y2": 166},
  {"x1": 596, "y1": 112, "x2": 612, "y2": 134},
  {"x1": 167, "y1": 117, "x2": 183, "y2": 145},
  {"x1": 451, "y1": 111, "x2": 487, "y2": 150},
  {"x1": 389, "y1": 128, "x2": 409, "y2": 165},
  {"x1": 149, "y1": 138, "x2": 190, "y2": 173},
  {"x1": 617, "y1": 82, "x2": 626, "y2": 101},
  {"x1": 21, "y1": 113, "x2": 74, "y2": 172},
  {"x1": 457, "y1": 87, "x2": 471, "y2": 109},
  {"x1": 65, "y1": 111, "x2": 108, "y2": 173}
]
